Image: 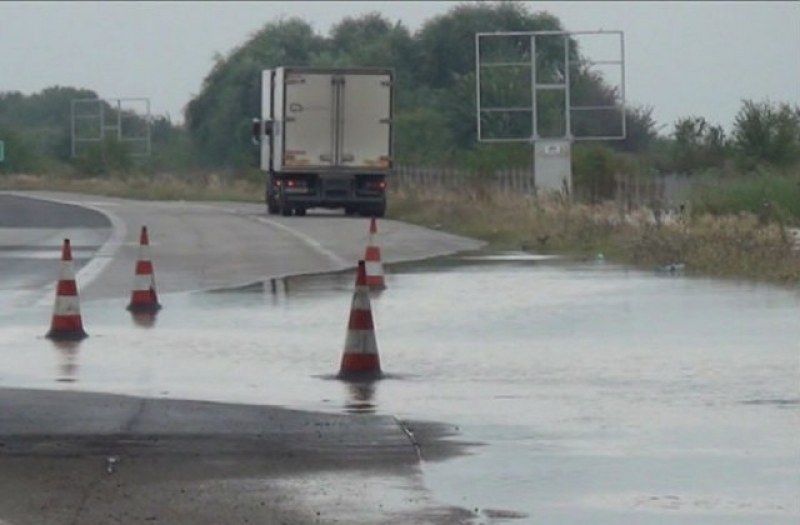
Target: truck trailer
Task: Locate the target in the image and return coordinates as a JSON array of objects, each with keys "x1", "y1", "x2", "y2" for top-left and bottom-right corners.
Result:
[{"x1": 252, "y1": 67, "x2": 393, "y2": 217}]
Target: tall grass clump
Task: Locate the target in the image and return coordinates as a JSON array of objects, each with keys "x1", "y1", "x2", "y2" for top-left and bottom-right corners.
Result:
[
  {"x1": 628, "y1": 213, "x2": 798, "y2": 282},
  {"x1": 388, "y1": 180, "x2": 636, "y2": 258},
  {"x1": 388, "y1": 179, "x2": 800, "y2": 285}
]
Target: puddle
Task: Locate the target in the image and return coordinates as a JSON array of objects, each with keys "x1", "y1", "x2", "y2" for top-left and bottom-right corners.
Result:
[{"x1": 1, "y1": 254, "x2": 798, "y2": 523}]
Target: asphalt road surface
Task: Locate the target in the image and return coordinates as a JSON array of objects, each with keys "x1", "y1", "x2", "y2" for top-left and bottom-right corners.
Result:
[
  {"x1": 0, "y1": 191, "x2": 485, "y2": 525},
  {"x1": 0, "y1": 191, "x2": 484, "y2": 305}
]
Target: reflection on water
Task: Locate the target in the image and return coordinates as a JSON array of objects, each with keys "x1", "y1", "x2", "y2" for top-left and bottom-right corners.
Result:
[
  {"x1": 50, "y1": 339, "x2": 80, "y2": 383},
  {"x1": 209, "y1": 271, "x2": 355, "y2": 299},
  {"x1": 130, "y1": 310, "x2": 158, "y2": 328},
  {"x1": 343, "y1": 381, "x2": 377, "y2": 414}
]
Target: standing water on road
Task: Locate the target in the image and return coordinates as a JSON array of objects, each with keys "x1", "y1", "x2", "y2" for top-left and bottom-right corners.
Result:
[{"x1": 1, "y1": 253, "x2": 798, "y2": 524}]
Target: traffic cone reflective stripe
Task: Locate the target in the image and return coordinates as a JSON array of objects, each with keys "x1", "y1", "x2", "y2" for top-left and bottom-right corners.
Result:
[
  {"x1": 127, "y1": 226, "x2": 161, "y2": 313},
  {"x1": 339, "y1": 260, "x2": 381, "y2": 378},
  {"x1": 46, "y1": 239, "x2": 87, "y2": 341},
  {"x1": 57, "y1": 280, "x2": 78, "y2": 296},
  {"x1": 340, "y1": 352, "x2": 381, "y2": 372},
  {"x1": 347, "y1": 309, "x2": 374, "y2": 330},
  {"x1": 135, "y1": 259, "x2": 154, "y2": 275},
  {"x1": 363, "y1": 217, "x2": 386, "y2": 290}
]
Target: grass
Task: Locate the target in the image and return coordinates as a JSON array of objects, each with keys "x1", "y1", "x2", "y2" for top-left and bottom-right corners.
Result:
[
  {"x1": 690, "y1": 169, "x2": 800, "y2": 222},
  {"x1": 387, "y1": 181, "x2": 800, "y2": 285},
  {"x1": 0, "y1": 172, "x2": 262, "y2": 202},
  {"x1": 3, "y1": 171, "x2": 799, "y2": 285}
]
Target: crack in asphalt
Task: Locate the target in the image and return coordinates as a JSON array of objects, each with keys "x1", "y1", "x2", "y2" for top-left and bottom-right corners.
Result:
[{"x1": 393, "y1": 416, "x2": 423, "y2": 462}]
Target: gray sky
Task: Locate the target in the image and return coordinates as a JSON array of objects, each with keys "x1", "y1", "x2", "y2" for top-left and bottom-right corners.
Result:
[{"x1": 1, "y1": 1, "x2": 798, "y2": 133}]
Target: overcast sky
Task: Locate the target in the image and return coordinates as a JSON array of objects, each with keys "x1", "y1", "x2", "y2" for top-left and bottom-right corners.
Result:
[{"x1": 1, "y1": 1, "x2": 798, "y2": 133}]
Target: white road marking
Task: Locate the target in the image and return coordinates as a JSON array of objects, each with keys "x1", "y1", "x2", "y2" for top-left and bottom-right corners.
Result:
[
  {"x1": 0, "y1": 249, "x2": 97, "y2": 259},
  {"x1": 254, "y1": 216, "x2": 351, "y2": 270},
  {"x1": 187, "y1": 202, "x2": 352, "y2": 270},
  {"x1": 2, "y1": 193, "x2": 129, "y2": 307}
]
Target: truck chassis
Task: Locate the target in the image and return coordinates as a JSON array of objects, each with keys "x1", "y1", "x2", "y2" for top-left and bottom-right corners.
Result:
[{"x1": 266, "y1": 172, "x2": 386, "y2": 217}]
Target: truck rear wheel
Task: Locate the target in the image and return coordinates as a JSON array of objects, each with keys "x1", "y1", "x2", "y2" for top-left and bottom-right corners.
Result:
[
  {"x1": 295, "y1": 208, "x2": 307, "y2": 217},
  {"x1": 278, "y1": 193, "x2": 292, "y2": 216},
  {"x1": 266, "y1": 190, "x2": 279, "y2": 215}
]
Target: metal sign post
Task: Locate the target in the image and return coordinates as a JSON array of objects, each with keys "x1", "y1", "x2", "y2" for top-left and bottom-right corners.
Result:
[{"x1": 476, "y1": 30, "x2": 626, "y2": 196}]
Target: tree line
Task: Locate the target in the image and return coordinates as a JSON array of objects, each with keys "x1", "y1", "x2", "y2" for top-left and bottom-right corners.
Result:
[{"x1": 1, "y1": 2, "x2": 798, "y2": 188}]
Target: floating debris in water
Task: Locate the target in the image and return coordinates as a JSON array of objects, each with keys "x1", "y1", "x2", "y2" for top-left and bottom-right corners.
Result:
[
  {"x1": 106, "y1": 455, "x2": 120, "y2": 474},
  {"x1": 656, "y1": 263, "x2": 686, "y2": 274}
]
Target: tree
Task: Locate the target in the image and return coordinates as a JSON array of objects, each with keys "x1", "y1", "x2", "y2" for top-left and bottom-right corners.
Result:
[
  {"x1": 416, "y1": 2, "x2": 567, "y2": 152},
  {"x1": 622, "y1": 106, "x2": 657, "y2": 152},
  {"x1": 185, "y1": 18, "x2": 324, "y2": 167},
  {"x1": 671, "y1": 116, "x2": 728, "y2": 173},
  {"x1": 0, "y1": 86, "x2": 98, "y2": 162},
  {"x1": 182, "y1": 3, "x2": 640, "y2": 170},
  {"x1": 320, "y1": 14, "x2": 421, "y2": 110},
  {"x1": 393, "y1": 107, "x2": 455, "y2": 165},
  {"x1": 0, "y1": 128, "x2": 41, "y2": 173},
  {"x1": 416, "y1": 2, "x2": 563, "y2": 89},
  {"x1": 731, "y1": 99, "x2": 800, "y2": 170},
  {"x1": 572, "y1": 144, "x2": 621, "y2": 203}
]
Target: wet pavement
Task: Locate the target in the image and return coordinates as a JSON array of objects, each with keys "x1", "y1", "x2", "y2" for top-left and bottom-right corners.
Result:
[
  {"x1": 0, "y1": 194, "x2": 112, "y2": 311},
  {"x1": 1, "y1": 253, "x2": 798, "y2": 524}
]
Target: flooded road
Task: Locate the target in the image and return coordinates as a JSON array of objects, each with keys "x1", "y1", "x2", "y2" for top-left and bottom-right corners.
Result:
[{"x1": 1, "y1": 253, "x2": 797, "y2": 524}]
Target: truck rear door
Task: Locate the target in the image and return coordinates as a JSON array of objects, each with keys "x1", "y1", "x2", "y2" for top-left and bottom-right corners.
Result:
[
  {"x1": 339, "y1": 72, "x2": 392, "y2": 169},
  {"x1": 283, "y1": 71, "x2": 335, "y2": 169}
]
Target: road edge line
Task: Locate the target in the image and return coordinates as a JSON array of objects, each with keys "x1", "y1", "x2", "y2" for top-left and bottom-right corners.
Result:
[
  {"x1": 253, "y1": 215, "x2": 352, "y2": 270},
  {"x1": 4, "y1": 193, "x2": 129, "y2": 307}
]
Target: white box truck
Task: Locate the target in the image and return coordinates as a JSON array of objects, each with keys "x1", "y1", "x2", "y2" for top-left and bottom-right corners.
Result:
[{"x1": 252, "y1": 67, "x2": 393, "y2": 217}]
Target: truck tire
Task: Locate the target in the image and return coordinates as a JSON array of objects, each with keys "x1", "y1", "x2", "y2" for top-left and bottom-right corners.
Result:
[
  {"x1": 277, "y1": 193, "x2": 292, "y2": 216},
  {"x1": 295, "y1": 208, "x2": 307, "y2": 217},
  {"x1": 266, "y1": 190, "x2": 279, "y2": 215}
]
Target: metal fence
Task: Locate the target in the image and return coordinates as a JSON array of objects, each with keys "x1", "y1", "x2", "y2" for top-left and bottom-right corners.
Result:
[
  {"x1": 393, "y1": 165, "x2": 536, "y2": 193},
  {"x1": 393, "y1": 165, "x2": 694, "y2": 210}
]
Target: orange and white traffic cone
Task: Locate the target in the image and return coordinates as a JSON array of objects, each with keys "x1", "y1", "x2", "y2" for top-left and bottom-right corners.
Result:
[
  {"x1": 127, "y1": 226, "x2": 161, "y2": 313},
  {"x1": 364, "y1": 217, "x2": 386, "y2": 290},
  {"x1": 46, "y1": 239, "x2": 88, "y2": 341},
  {"x1": 338, "y1": 260, "x2": 382, "y2": 379}
]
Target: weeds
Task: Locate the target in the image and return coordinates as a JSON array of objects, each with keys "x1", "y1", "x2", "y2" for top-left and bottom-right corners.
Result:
[
  {"x1": 0, "y1": 172, "x2": 262, "y2": 202},
  {"x1": 388, "y1": 181, "x2": 800, "y2": 285}
]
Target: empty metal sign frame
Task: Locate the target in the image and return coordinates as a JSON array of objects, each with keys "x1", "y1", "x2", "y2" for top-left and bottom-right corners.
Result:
[
  {"x1": 71, "y1": 98, "x2": 151, "y2": 158},
  {"x1": 475, "y1": 30, "x2": 626, "y2": 143}
]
